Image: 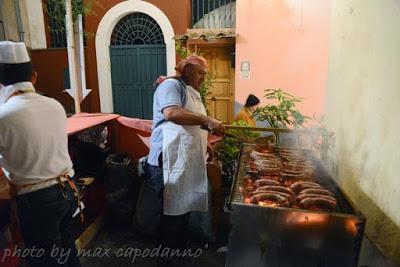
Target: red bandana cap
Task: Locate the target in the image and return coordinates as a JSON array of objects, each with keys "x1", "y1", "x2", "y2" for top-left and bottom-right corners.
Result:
[{"x1": 175, "y1": 55, "x2": 208, "y2": 75}]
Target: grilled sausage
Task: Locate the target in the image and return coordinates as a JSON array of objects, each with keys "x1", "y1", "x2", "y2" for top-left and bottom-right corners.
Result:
[
  {"x1": 297, "y1": 193, "x2": 336, "y2": 203},
  {"x1": 250, "y1": 150, "x2": 276, "y2": 160},
  {"x1": 290, "y1": 181, "x2": 323, "y2": 193},
  {"x1": 250, "y1": 192, "x2": 290, "y2": 206},
  {"x1": 300, "y1": 197, "x2": 337, "y2": 210},
  {"x1": 257, "y1": 185, "x2": 295, "y2": 196},
  {"x1": 259, "y1": 175, "x2": 280, "y2": 180},
  {"x1": 254, "y1": 179, "x2": 281, "y2": 187},
  {"x1": 299, "y1": 188, "x2": 334, "y2": 197},
  {"x1": 252, "y1": 190, "x2": 293, "y2": 203}
]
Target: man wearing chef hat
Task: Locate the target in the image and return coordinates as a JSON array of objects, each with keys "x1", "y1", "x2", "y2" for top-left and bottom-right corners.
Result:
[{"x1": 0, "y1": 41, "x2": 81, "y2": 266}]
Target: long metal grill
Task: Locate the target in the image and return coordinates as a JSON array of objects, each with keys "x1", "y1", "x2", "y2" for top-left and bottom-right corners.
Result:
[
  {"x1": 229, "y1": 144, "x2": 356, "y2": 213},
  {"x1": 226, "y1": 144, "x2": 366, "y2": 267}
]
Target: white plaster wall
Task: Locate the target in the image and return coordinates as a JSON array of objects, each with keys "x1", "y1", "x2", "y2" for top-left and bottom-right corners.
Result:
[
  {"x1": 0, "y1": 0, "x2": 46, "y2": 48},
  {"x1": 0, "y1": 0, "x2": 19, "y2": 42},
  {"x1": 23, "y1": 0, "x2": 47, "y2": 49},
  {"x1": 325, "y1": 0, "x2": 400, "y2": 259}
]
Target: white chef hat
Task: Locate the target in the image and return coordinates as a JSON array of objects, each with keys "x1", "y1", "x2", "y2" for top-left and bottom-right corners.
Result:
[{"x1": 0, "y1": 41, "x2": 30, "y2": 64}]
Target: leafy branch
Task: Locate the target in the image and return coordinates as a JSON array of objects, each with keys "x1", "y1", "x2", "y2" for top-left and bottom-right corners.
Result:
[
  {"x1": 44, "y1": 0, "x2": 100, "y2": 22},
  {"x1": 254, "y1": 88, "x2": 310, "y2": 128},
  {"x1": 214, "y1": 120, "x2": 260, "y2": 186},
  {"x1": 44, "y1": 0, "x2": 103, "y2": 39}
]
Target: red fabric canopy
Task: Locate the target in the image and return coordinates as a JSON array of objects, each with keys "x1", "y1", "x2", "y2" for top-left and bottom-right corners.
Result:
[
  {"x1": 1, "y1": 114, "x2": 223, "y2": 177},
  {"x1": 116, "y1": 116, "x2": 153, "y2": 136},
  {"x1": 67, "y1": 113, "x2": 120, "y2": 135}
]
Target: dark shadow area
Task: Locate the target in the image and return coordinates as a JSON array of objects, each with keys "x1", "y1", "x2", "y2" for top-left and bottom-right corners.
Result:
[{"x1": 79, "y1": 213, "x2": 228, "y2": 267}]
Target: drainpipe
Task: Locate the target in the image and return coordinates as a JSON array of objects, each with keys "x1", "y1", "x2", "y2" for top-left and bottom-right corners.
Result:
[{"x1": 14, "y1": 0, "x2": 24, "y2": 41}]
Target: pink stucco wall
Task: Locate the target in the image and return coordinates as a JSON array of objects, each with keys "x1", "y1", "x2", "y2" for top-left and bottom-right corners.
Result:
[{"x1": 235, "y1": 0, "x2": 331, "y2": 118}]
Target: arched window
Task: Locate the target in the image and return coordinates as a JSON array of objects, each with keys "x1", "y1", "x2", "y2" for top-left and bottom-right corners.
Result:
[{"x1": 111, "y1": 13, "x2": 164, "y2": 45}]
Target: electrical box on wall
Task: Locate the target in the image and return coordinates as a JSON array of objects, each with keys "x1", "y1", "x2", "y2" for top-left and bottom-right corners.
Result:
[{"x1": 240, "y1": 61, "x2": 250, "y2": 79}]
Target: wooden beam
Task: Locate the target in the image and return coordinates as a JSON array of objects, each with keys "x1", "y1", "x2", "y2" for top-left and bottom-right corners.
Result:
[
  {"x1": 187, "y1": 38, "x2": 235, "y2": 47},
  {"x1": 74, "y1": 213, "x2": 105, "y2": 250}
]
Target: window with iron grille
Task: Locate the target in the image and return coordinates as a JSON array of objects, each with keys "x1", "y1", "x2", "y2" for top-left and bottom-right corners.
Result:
[
  {"x1": 110, "y1": 13, "x2": 164, "y2": 45},
  {"x1": 192, "y1": 0, "x2": 236, "y2": 28},
  {"x1": 46, "y1": 0, "x2": 85, "y2": 48}
]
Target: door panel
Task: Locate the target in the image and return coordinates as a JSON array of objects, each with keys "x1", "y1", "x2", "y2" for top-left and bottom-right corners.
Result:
[
  {"x1": 110, "y1": 45, "x2": 166, "y2": 119},
  {"x1": 198, "y1": 46, "x2": 234, "y2": 124}
]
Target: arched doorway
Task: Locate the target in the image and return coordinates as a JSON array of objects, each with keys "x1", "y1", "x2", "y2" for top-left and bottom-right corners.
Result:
[
  {"x1": 95, "y1": 0, "x2": 175, "y2": 114},
  {"x1": 110, "y1": 13, "x2": 166, "y2": 119}
]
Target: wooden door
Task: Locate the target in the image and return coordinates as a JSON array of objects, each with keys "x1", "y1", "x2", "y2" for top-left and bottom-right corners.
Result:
[{"x1": 199, "y1": 46, "x2": 235, "y2": 124}]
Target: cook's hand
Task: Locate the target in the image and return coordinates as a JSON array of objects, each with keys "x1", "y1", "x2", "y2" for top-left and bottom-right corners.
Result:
[{"x1": 206, "y1": 117, "x2": 225, "y2": 136}]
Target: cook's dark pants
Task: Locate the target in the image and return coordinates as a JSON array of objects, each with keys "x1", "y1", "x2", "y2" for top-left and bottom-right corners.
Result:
[
  {"x1": 16, "y1": 182, "x2": 81, "y2": 267},
  {"x1": 136, "y1": 157, "x2": 190, "y2": 250}
]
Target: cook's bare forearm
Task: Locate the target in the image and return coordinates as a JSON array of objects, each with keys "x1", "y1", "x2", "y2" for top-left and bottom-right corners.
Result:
[
  {"x1": 163, "y1": 106, "x2": 209, "y2": 126},
  {"x1": 163, "y1": 106, "x2": 225, "y2": 136}
]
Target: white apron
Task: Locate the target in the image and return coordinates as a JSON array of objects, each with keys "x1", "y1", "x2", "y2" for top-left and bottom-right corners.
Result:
[{"x1": 162, "y1": 85, "x2": 208, "y2": 215}]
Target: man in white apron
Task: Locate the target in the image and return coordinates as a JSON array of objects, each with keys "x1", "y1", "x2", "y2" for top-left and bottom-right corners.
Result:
[
  {"x1": 139, "y1": 55, "x2": 224, "y2": 259},
  {"x1": 0, "y1": 41, "x2": 81, "y2": 267}
]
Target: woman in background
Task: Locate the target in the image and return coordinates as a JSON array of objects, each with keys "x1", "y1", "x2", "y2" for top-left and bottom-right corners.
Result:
[{"x1": 234, "y1": 93, "x2": 260, "y2": 127}]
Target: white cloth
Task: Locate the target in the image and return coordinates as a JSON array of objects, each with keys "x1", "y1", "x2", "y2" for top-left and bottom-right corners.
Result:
[
  {"x1": 0, "y1": 83, "x2": 74, "y2": 194},
  {"x1": 162, "y1": 85, "x2": 208, "y2": 215},
  {"x1": 0, "y1": 81, "x2": 35, "y2": 106}
]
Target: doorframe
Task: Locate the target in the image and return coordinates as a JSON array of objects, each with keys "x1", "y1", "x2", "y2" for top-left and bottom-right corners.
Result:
[{"x1": 95, "y1": 0, "x2": 175, "y2": 113}]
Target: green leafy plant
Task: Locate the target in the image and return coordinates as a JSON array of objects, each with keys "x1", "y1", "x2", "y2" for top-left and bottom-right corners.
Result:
[
  {"x1": 175, "y1": 40, "x2": 214, "y2": 112},
  {"x1": 175, "y1": 40, "x2": 191, "y2": 58},
  {"x1": 254, "y1": 88, "x2": 309, "y2": 128},
  {"x1": 254, "y1": 88, "x2": 310, "y2": 145},
  {"x1": 44, "y1": 0, "x2": 102, "y2": 37},
  {"x1": 214, "y1": 120, "x2": 259, "y2": 186}
]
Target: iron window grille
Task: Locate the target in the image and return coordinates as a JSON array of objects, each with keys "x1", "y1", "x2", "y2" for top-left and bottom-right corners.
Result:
[
  {"x1": 110, "y1": 13, "x2": 165, "y2": 46},
  {"x1": 192, "y1": 0, "x2": 236, "y2": 29}
]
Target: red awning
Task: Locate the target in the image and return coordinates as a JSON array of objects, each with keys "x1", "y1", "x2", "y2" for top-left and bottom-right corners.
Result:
[
  {"x1": 67, "y1": 113, "x2": 120, "y2": 135},
  {"x1": 116, "y1": 116, "x2": 153, "y2": 135}
]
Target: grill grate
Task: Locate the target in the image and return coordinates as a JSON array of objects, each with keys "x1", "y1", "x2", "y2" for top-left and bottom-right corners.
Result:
[{"x1": 228, "y1": 144, "x2": 356, "y2": 214}]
